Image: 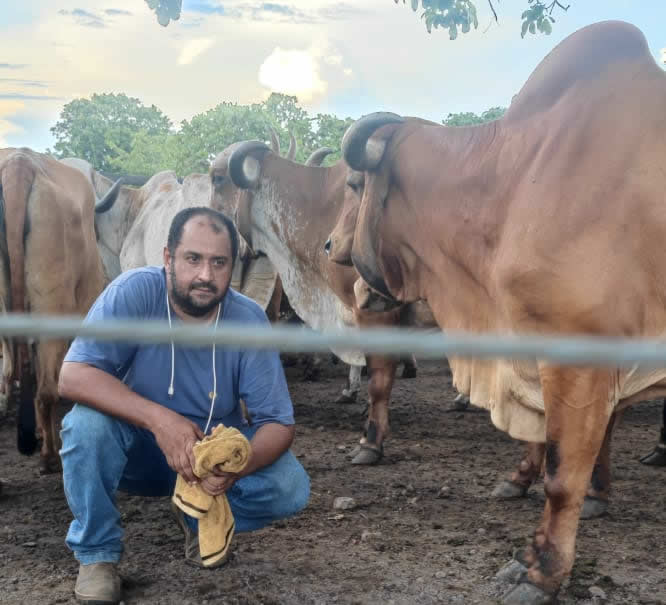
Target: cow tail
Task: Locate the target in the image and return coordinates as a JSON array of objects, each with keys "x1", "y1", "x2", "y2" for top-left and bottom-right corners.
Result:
[{"x1": 0, "y1": 153, "x2": 38, "y2": 455}]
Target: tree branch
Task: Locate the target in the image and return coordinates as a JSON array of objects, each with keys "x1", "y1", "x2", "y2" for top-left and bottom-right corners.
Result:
[
  {"x1": 548, "y1": 1, "x2": 570, "y2": 15},
  {"x1": 487, "y1": 0, "x2": 498, "y2": 22}
]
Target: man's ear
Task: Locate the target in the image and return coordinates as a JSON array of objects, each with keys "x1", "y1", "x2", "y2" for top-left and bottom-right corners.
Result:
[{"x1": 163, "y1": 246, "x2": 171, "y2": 269}]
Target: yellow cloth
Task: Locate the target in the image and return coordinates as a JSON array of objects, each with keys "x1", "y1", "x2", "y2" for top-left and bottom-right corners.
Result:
[{"x1": 172, "y1": 424, "x2": 252, "y2": 567}]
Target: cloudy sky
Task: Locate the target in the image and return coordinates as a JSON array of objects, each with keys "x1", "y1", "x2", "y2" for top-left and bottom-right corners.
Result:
[{"x1": 1, "y1": 0, "x2": 664, "y2": 151}]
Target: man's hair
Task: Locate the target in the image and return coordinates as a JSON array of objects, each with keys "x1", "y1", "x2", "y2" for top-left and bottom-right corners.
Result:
[{"x1": 167, "y1": 207, "x2": 239, "y2": 264}]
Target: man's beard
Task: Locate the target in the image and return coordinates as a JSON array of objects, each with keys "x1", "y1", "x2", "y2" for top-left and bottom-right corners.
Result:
[{"x1": 169, "y1": 265, "x2": 226, "y2": 317}]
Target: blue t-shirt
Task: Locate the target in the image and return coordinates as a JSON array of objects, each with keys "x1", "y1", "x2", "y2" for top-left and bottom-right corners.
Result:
[{"x1": 64, "y1": 266, "x2": 294, "y2": 430}]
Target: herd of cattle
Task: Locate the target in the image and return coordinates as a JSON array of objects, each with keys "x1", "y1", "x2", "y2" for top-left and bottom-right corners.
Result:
[{"x1": 0, "y1": 20, "x2": 665, "y2": 604}]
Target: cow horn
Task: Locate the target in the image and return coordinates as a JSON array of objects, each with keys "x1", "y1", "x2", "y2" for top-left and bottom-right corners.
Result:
[
  {"x1": 342, "y1": 112, "x2": 405, "y2": 172},
  {"x1": 228, "y1": 141, "x2": 271, "y2": 190},
  {"x1": 94, "y1": 178, "x2": 124, "y2": 214},
  {"x1": 286, "y1": 131, "x2": 297, "y2": 160},
  {"x1": 268, "y1": 127, "x2": 280, "y2": 154},
  {"x1": 305, "y1": 147, "x2": 334, "y2": 167}
]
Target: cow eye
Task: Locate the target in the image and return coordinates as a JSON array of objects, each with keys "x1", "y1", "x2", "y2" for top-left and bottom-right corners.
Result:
[{"x1": 212, "y1": 175, "x2": 226, "y2": 187}]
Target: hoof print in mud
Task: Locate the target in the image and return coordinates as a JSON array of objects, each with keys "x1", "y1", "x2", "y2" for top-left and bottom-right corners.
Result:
[{"x1": 501, "y1": 582, "x2": 554, "y2": 605}]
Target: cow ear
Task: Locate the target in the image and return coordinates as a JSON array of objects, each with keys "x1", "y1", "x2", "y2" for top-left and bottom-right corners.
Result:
[{"x1": 242, "y1": 156, "x2": 262, "y2": 186}]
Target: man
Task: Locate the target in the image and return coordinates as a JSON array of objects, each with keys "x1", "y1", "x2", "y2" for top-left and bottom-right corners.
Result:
[{"x1": 58, "y1": 207, "x2": 310, "y2": 605}]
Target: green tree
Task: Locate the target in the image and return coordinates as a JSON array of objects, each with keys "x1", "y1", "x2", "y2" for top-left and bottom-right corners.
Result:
[
  {"x1": 395, "y1": 0, "x2": 570, "y2": 38},
  {"x1": 443, "y1": 106, "x2": 506, "y2": 126},
  {"x1": 107, "y1": 131, "x2": 182, "y2": 176},
  {"x1": 50, "y1": 93, "x2": 172, "y2": 172},
  {"x1": 310, "y1": 113, "x2": 355, "y2": 165},
  {"x1": 142, "y1": 1, "x2": 572, "y2": 37},
  {"x1": 144, "y1": 0, "x2": 182, "y2": 27}
]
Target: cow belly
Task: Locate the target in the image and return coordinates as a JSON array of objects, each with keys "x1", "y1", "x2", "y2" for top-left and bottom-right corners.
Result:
[{"x1": 452, "y1": 354, "x2": 666, "y2": 443}]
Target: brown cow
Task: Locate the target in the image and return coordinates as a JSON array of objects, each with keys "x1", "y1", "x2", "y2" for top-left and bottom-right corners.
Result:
[
  {"x1": 208, "y1": 141, "x2": 421, "y2": 464},
  {"x1": 333, "y1": 163, "x2": 631, "y2": 520},
  {"x1": 325, "y1": 20, "x2": 666, "y2": 603},
  {"x1": 0, "y1": 148, "x2": 114, "y2": 474}
]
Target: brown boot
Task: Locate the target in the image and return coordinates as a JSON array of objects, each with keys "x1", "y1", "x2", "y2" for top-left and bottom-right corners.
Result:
[
  {"x1": 74, "y1": 562, "x2": 122, "y2": 604},
  {"x1": 170, "y1": 501, "x2": 229, "y2": 569}
]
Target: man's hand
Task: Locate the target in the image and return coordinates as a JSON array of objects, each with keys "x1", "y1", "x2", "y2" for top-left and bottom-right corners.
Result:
[
  {"x1": 200, "y1": 468, "x2": 239, "y2": 496},
  {"x1": 151, "y1": 411, "x2": 204, "y2": 484}
]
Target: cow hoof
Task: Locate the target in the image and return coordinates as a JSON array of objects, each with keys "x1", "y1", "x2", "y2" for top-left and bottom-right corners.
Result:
[
  {"x1": 335, "y1": 391, "x2": 358, "y2": 404},
  {"x1": 491, "y1": 480, "x2": 528, "y2": 499},
  {"x1": 39, "y1": 457, "x2": 62, "y2": 476},
  {"x1": 580, "y1": 496, "x2": 608, "y2": 519},
  {"x1": 496, "y1": 559, "x2": 528, "y2": 584},
  {"x1": 351, "y1": 445, "x2": 383, "y2": 465},
  {"x1": 401, "y1": 366, "x2": 417, "y2": 379},
  {"x1": 639, "y1": 444, "x2": 666, "y2": 466},
  {"x1": 501, "y1": 582, "x2": 554, "y2": 605},
  {"x1": 446, "y1": 394, "x2": 470, "y2": 412}
]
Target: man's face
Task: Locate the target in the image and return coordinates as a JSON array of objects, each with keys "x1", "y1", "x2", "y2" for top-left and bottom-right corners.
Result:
[{"x1": 164, "y1": 216, "x2": 234, "y2": 318}]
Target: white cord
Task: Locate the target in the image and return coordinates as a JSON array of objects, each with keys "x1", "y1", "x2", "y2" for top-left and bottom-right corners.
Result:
[
  {"x1": 165, "y1": 280, "x2": 222, "y2": 435},
  {"x1": 166, "y1": 286, "x2": 175, "y2": 397},
  {"x1": 203, "y1": 302, "x2": 222, "y2": 435}
]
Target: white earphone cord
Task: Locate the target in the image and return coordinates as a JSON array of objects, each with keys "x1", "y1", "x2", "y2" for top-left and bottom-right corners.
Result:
[{"x1": 166, "y1": 284, "x2": 221, "y2": 436}]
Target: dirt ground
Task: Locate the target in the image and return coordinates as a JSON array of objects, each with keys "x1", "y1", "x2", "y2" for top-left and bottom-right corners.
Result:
[{"x1": 0, "y1": 357, "x2": 664, "y2": 605}]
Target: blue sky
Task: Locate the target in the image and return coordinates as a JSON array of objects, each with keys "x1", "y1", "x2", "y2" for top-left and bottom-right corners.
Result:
[{"x1": 0, "y1": 0, "x2": 664, "y2": 153}]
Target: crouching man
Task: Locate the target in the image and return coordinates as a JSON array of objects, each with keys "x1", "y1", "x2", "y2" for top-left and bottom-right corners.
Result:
[{"x1": 58, "y1": 207, "x2": 310, "y2": 604}]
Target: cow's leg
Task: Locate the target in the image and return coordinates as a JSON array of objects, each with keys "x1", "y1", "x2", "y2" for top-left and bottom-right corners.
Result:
[
  {"x1": 580, "y1": 412, "x2": 617, "y2": 519},
  {"x1": 492, "y1": 442, "x2": 545, "y2": 499},
  {"x1": 400, "y1": 354, "x2": 418, "y2": 379},
  {"x1": 336, "y1": 364, "x2": 361, "y2": 403},
  {"x1": 265, "y1": 276, "x2": 283, "y2": 323},
  {"x1": 301, "y1": 353, "x2": 323, "y2": 381},
  {"x1": 639, "y1": 399, "x2": 666, "y2": 466},
  {"x1": 351, "y1": 355, "x2": 397, "y2": 465},
  {"x1": 501, "y1": 367, "x2": 613, "y2": 604},
  {"x1": 34, "y1": 341, "x2": 64, "y2": 475}
]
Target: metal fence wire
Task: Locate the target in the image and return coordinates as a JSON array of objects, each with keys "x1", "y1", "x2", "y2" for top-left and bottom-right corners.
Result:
[{"x1": 1, "y1": 313, "x2": 666, "y2": 368}]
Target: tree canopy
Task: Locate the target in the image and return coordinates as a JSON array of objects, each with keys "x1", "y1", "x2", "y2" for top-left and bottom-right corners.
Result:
[
  {"x1": 50, "y1": 93, "x2": 171, "y2": 173},
  {"x1": 50, "y1": 92, "x2": 353, "y2": 177},
  {"x1": 143, "y1": 0, "x2": 572, "y2": 38},
  {"x1": 443, "y1": 106, "x2": 506, "y2": 126},
  {"x1": 49, "y1": 91, "x2": 505, "y2": 178}
]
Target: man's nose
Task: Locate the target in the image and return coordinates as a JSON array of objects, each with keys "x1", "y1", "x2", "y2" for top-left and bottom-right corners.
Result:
[{"x1": 198, "y1": 261, "x2": 213, "y2": 280}]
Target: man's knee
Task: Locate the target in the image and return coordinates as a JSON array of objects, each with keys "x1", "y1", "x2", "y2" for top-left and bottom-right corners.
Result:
[
  {"x1": 271, "y1": 456, "x2": 310, "y2": 517},
  {"x1": 60, "y1": 404, "x2": 129, "y2": 453}
]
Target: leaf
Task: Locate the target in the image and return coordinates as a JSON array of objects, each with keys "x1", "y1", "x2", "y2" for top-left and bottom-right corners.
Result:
[
  {"x1": 542, "y1": 19, "x2": 552, "y2": 34},
  {"x1": 529, "y1": 21, "x2": 536, "y2": 34},
  {"x1": 521, "y1": 20, "x2": 529, "y2": 38},
  {"x1": 448, "y1": 23, "x2": 457, "y2": 40},
  {"x1": 411, "y1": 0, "x2": 419, "y2": 10}
]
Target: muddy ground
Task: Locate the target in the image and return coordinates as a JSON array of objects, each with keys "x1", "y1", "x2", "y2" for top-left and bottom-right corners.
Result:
[{"x1": 0, "y1": 357, "x2": 664, "y2": 604}]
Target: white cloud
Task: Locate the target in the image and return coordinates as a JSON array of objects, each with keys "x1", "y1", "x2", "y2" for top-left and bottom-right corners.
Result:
[
  {"x1": 258, "y1": 39, "x2": 354, "y2": 103},
  {"x1": 0, "y1": 100, "x2": 25, "y2": 147},
  {"x1": 177, "y1": 38, "x2": 215, "y2": 66},
  {"x1": 259, "y1": 47, "x2": 327, "y2": 102}
]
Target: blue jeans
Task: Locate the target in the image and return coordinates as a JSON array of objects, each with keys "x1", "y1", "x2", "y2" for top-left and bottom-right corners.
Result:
[{"x1": 60, "y1": 404, "x2": 310, "y2": 564}]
